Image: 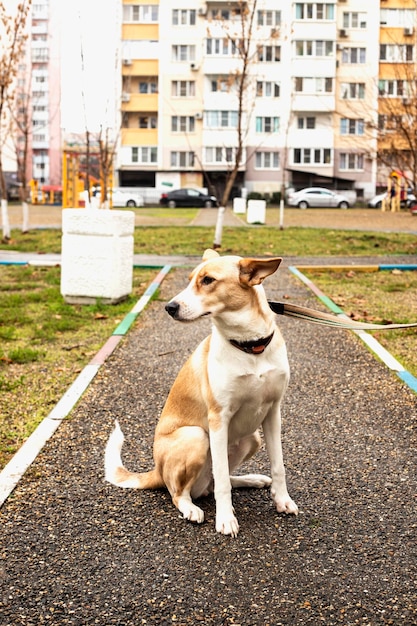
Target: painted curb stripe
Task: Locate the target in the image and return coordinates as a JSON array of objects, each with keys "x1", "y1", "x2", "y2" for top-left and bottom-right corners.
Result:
[
  {"x1": 294, "y1": 265, "x2": 380, "y2": 273},
  {"x1": 289, "y1": 266, "x2": 417, "y2": 394},
  {"x1": 294, "y1": 264, "x2": 417, "y2": 273},
  {"x1": 396, "y1": 371, "x2": 417, "y2": 393},
  {"x1": 289, "y1": 266, "x2": 345, "y2": 314},
  {"x1": 0, "y1": 265, "x2": 172, "y2": 507}
]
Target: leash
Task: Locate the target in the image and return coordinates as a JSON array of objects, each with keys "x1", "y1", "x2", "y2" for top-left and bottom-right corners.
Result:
[{"x1": 268, "y1": 301, "x2": 417, "y2": 331}]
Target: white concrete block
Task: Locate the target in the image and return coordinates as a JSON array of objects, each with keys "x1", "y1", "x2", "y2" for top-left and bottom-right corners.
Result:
[
  {"x1": 247, "y1": 199, "x2": 266, "y2": 224},
  {"x1": 60, "y1": 209, "x2": 135, "y2": 304},
  {"x1": 233, "y1": 197, "x2": 246, "y2": 214}
]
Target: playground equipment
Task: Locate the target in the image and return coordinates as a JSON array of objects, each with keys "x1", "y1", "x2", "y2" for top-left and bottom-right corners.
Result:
[
  {"x1": 381, "y1": 170, "x2": 406, "y2": 212},
  {"x1": 62, "y1": 145, "x2": 113, "y2": 208}
]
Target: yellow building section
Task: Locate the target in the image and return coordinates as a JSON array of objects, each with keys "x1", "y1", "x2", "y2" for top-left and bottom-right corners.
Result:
[
  {"x1": 122, "y1": 59, "x2": 158, "y2": 76},
  {"x1": 122, "y1": 129, "x2": 158, "y2": 146},
  {"x1": 122, "y1": 94, "x2": 158, "y2": 112},
  {"x1": 122, "y1": 24, "x2": 159, "y2": 40}
]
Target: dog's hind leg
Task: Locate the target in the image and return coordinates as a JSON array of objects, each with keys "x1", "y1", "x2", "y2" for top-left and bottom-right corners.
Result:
[
  {"x1": 157, "y1": 426, "x2": 210, "y2": 524},
  {"x1": 228, "y1": 431, "x2": 272, "y2": 489}
]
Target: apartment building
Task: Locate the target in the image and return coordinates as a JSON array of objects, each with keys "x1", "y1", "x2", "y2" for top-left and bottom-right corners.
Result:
[
  {"x1": 17, "y1": 0, "x2": 61, "y2": 188},
  {"x1": 115, "y1": 1, "x2": 417, "y2": 202}
]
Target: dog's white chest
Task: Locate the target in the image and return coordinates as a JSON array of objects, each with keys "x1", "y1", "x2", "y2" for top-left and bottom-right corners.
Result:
[{"x1": 208, "y1": 342, "x2": 289, "y2": 438}]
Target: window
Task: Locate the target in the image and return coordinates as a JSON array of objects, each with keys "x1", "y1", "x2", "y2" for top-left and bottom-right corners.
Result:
[
  {"x1": 138, "y1": 116, "x2": 157, "y2": 129},
  {"x1": 295, "y1": 40, "x2": 334, "y2": 57},
  {"x1": 131, "y1": 146, "x2": 157, "y2": 164},
  {"x1": 380, "y1": 9, "x2": 415, "y2": 27},
  {"x1": 210, "y1": 78, "x2": 230, "y2": 92},
  {"x1": 204, "y1": 111, "x2": 238, "y2": 128},
  {"x1": 255, "y1": 152, "x2": 280, "y2": 169},
  {"x1": 256, "y1": 81, "x2": 280, "y2": 97},
  {"x1": 172, "y1": 9, "x2": 196, "y2": 25},
  {"x1": 380, "y1": 44, "x2": 413, "y2": 63},
  {"x1": 341, "y1": 47, "x2": 366, "y2": 64},
  {"x1": 206, "y1": 38, "x2": 241, "y2": 56},
  {"x1": 123, "y1": 4, "x2": 159, "y2": 22},
  {"x1": 294, "y1": 77, "x2": 333, "y2": 93},
  {"x1": 257, "y1": 10, "x2": 281, "y2": 26},
  {"x1": 256, "y1": 116, "x2": 280, "y2": 133},
  {"x1": 293, "y1": 148, "x2": 332, "y2": 164},
  {"x1": 139, "y1": 81, "x2": 158, "y2": 94},
  {"x1": 171, "y1": 116, "x2": 195, "y2": 133},
  {"x1": 257, "y1": 45, "x2": 281, "y2": 62},
  {"x1": 204, "y1": 147, "x2": 240, "y2": 164},
  {"x1": 172, "y1": 45, "x2": 196, "y2": 62},
  {"x1": 340, "y1": 82, "x2": 365, "y2": 100},
  {"x1": 378, "y1": 79, "x2": 409, "y2": 97},
  {"x1": 340, "y1": 118, "x2": 365, "y2": 135},
  {"x1": 378, "y1": 115, "x2": 403, "y2": 132},
  {"x1": 340, "y1": 153, "x2": 364, "y2": 171},
  {"x1": 342, "y1": 12, "x2": 367, "y2": 29},
  {"x1": 170, "y1": 151, "x2": 195, "y2": 168},
  {"x1": 171, "y1": 81, "x2": 195, "y2": 97},
  {"x1": 297, "y1": 117, "x2": 316, "y2": 129},
  {"x1": 295, "y1": 3, "x2": 334, "y2": 20}
]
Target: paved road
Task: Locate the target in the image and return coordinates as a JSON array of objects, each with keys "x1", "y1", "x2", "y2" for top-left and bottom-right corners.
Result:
[{"x1": 1, "y1": 256, "x2": 416, "y2": 625}]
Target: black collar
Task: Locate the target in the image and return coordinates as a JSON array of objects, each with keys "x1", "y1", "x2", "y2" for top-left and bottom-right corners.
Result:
[{"x1": 229, "y1": 332, "x2": 274, "y2": 355}]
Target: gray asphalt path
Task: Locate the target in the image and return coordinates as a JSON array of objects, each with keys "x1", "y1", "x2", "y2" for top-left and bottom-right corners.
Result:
[{"x1": 1, "y1": 257, "x2": 416, "y2": 625}]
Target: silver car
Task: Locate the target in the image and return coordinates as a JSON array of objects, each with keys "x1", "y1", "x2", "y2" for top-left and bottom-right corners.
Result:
[{"x1": 287, "y1": 187, "x2": 350, "y2": 209}]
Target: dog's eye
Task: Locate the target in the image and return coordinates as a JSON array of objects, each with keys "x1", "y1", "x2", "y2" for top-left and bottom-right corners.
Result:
[{"x1": 201, "y1": 275, "x2": 215, "y2": 286}]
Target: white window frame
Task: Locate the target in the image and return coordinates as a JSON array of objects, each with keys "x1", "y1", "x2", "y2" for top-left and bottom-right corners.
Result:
[
  {"x1": 171, "y1": 80, "x2": 196, "y2": 97},
  {"x1": 170, "y1": 151, "x2": 195, "y2": 168},
  {"x1": 292, "y1": 148, "x2": 332, "y2": 165},
  {"x1": 255, "y1": 151, "x2": 280, "y2": 169},
  {"x1": 172, "y1": 9, "x2": 196, "y2": 26},
  {"x1": 131, "y1": 146, "x2": 157, "y2": 164},
  {"x1": 123, "y1": 4, "x2": 159, "y2": 23},
  {"x1": 340, "y1": 153, "x2": 364, "y2": 171},
  {"x1": 171, "y1": 116, "x2": 195, "y2": 133},
  {"x1": 172, "y1": 45, "x2": 196, "y2": 62}
]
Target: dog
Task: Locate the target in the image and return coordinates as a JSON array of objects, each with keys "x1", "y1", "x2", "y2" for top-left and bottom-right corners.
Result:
[{"x1": 105, "y1": 249, "x2": 298, "y2": 536}]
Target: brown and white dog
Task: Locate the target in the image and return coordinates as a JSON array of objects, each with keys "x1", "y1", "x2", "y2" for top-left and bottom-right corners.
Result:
[{"x1": 104, "y1": 249, "x2": 298, "y2": 536}]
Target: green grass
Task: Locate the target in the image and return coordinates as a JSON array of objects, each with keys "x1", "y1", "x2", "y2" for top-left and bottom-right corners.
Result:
[
  {"x1": 302, "y1": 269, "x2": 417, "y2": 378},
  {"x1": 2, "y1": 225, "x2": 417, "y2": 257},
  {"x1": 0, "y1": 265, "x2": 154, "y2": 468}
]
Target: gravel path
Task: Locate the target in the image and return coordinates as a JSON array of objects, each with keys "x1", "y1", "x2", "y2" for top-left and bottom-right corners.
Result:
[{"x1": 1, "y1": 257, "x2": 416, "y2": 625}]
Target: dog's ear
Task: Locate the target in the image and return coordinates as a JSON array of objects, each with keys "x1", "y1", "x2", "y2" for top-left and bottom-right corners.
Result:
[
  {"x1": 203, "y1": 249, "x2": 220, "y2": 261},
  {"x1": 239, "y1": 257, "x2": 282, "y2": 286}
]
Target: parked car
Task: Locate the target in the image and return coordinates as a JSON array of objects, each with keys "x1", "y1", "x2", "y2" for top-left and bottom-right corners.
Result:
[
  {"x1": 367, "y1": 190, "x2": 416, "y2": 208},
  {"x1": 110, "y1": 188, "x2": 144, "y2": 207},
  {"x1": 160, "y1": 188, "x2": 218, "y2": 208},
  {"x1": 89, "y1": 187, "x2": 144, "y2": 207},
  {"x1": 287, "y1": 187, "x2": 350, "y2": 209}
]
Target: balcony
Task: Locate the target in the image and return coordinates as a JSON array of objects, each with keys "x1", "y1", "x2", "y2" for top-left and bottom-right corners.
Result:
[{"x1": 121, "y1": 93, "x2": 158, "y2": 112}]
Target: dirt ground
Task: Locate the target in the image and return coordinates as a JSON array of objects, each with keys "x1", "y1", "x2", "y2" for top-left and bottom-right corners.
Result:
[{"x1": 5, "y1": 203, "x2": 417, "y2": 232}]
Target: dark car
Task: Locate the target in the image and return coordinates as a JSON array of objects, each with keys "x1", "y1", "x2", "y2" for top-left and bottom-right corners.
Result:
[{"x1": 160, "y1": 188, "x2": 218, "y2": 208}]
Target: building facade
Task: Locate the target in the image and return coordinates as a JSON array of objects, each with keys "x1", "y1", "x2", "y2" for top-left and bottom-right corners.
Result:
[
  {"x1": 117, "y1": 0, "x2": 402, "y2": 202},
  {"x1": 16, "y1": 0, "x2": 61, "y2": 189}
]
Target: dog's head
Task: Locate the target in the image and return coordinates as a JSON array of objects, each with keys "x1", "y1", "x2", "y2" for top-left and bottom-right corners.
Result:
[{"x1": 165, "y1": 249, "x2": 282, "y2": 322}]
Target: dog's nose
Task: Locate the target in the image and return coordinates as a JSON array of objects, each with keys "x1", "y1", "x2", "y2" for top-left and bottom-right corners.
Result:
[{"x1": 165, "y1": 301, "x2": 180, "y2": 319}]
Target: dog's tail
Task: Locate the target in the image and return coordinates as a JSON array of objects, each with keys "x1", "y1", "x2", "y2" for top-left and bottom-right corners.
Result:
[{"x1": 104, "y1": 420, "x2": 164, "y2": 489}]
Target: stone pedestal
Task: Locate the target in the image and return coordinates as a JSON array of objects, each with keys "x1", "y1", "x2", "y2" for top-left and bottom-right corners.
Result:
[
  {"x1": 247, "y1": 199, "x2": 266, "y2": 224},
  {"x1": 60, "y1": 209, "x2": 134, "y2": 304},
  {"x1": 233, "y1": 197, "x2": 246, "y2": 214}
]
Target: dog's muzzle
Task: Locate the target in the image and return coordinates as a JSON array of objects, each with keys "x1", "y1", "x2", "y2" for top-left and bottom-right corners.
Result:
[{"x1": 165, "y1": 301, "x2": 180, "y2": 319}]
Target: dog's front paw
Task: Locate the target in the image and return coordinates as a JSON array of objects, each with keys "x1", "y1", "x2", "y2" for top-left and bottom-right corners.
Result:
[
  {"x1": 216, "y1": 513, "x2": 240, "y2": 537},
  {"x1": 273, "y1": 492, "x2": 299, "y2": 516}
]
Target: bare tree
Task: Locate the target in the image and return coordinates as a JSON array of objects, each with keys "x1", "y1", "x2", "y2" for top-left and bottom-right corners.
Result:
[{"x1": 0, "y1": 0, "x2": 31, "y2": 239}]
